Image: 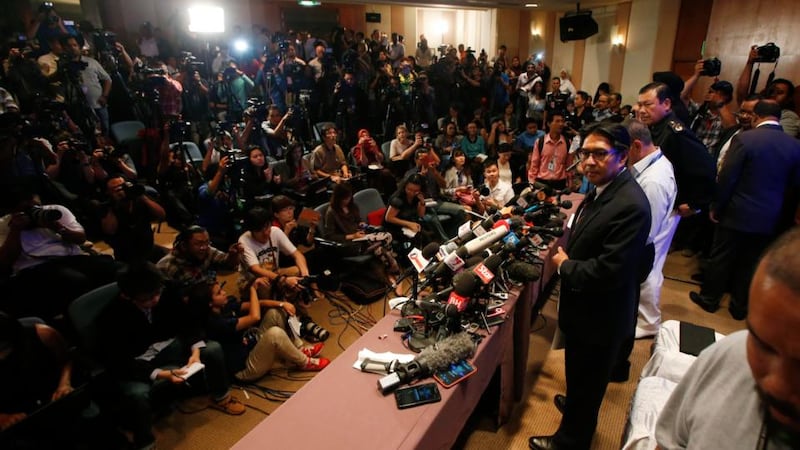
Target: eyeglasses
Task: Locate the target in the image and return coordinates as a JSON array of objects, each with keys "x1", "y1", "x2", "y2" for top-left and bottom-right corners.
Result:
[{"x1": 578, "y1": 148, "x2": 615, "y2": 161}]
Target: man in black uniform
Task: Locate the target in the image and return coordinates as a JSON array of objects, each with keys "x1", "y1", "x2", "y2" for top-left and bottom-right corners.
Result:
[{"x1": 636, "y1": 82, "x2": 716, "y2": 250}]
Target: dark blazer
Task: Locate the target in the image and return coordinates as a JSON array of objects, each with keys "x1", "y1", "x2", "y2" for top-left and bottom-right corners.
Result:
[
  {"x1": 714, "y1": 123, "x2": 800, "y2": 235},
  {"x1": 96, "y1": 295, "x2": 204, "y2": 382},
  {"x1": 558, "y1": 169, "x2": 651, "y2": 342},
  {"x1": 650, "y1": 111, "x2": 717, "y2": 209}
]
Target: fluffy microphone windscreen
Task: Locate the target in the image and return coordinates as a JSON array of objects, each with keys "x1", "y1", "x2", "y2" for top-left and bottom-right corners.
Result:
[{"x1": 416, "y1": 332, "x2": 476, "y2": 374}]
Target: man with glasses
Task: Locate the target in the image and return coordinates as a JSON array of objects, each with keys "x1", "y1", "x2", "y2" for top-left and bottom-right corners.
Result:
[
  {"x1": 157, "y1": 225, "x2": 243, "y2": 293},
  {"x1": 690, "y1": 100, "x2": 800, "y2": 320},
  {"x1": 715, "y1": 94, "x2": 761, "y2": 174},
  {"x1": 529, "y1": 124, "x2": 651, "y2": 450}
]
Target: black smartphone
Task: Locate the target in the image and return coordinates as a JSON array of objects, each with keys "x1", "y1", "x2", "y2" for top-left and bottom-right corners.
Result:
[
  {"x1": 434, "y1": 360, "x2": 476, "y2": 388},
  {"x1": 395, "y1": 382, "x2": 441, "y2": 409}
]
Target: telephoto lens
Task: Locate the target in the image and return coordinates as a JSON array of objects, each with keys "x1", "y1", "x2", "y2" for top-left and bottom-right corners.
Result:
[{"x1": 300, "y1": 317, "x2": 330, "y2": 342}]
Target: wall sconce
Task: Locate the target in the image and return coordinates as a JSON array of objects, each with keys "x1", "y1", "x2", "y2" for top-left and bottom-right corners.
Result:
[
  {"x1": 530, "y1": 23, "x2": 540, "y2": 38},
  {"x1": 612, "y1": 34, "x2": 625, "y2": 48}
]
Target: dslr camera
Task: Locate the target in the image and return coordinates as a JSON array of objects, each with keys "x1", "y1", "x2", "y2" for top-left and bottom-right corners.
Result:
[
  {"x1": 25, "y1": 205, "x2": 62, "y2": 228},
  {"x1": 122, "y1": 181, "x2": 146, "y2": 197},
  {"x1": 701, "y1": 58, "x2": 721, "y2": 77},
  {"x1": 754, "y1": 43, "x2": 780, "y2": 63}
]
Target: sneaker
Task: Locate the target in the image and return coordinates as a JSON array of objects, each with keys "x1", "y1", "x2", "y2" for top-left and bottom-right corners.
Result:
[
  {"x1": 301, "y1": 356, "x2": 330, "y2": 371},
  {"x1": 301, "y1": 342, "x2": 324, "y2": 358},
  {"x1": 210, "y1": 395, "x2": 246, "y2": 415}
]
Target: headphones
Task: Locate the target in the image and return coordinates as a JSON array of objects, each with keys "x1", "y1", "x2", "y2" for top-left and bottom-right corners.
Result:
[{"x1": 174, "y1": 225, "x2": 208, "y2": 251}]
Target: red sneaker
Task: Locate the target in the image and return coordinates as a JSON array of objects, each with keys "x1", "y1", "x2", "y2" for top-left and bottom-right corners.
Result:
[
  {"x1": 301, "y1": 342, "x2": 324, "y2": 358},
  {"x1": 301, "y1": 357, "x2": 330, "y2": 371}
]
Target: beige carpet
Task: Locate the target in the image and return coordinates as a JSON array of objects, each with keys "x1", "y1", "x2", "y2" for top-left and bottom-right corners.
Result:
[{"x1": 137, "y1": 225, "x2": 745, "y2": 449}]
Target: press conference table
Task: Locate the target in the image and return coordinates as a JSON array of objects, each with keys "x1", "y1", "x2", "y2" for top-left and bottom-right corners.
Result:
[{"x1": 233, "y1": 194, "x2": 582, "y2": 450}]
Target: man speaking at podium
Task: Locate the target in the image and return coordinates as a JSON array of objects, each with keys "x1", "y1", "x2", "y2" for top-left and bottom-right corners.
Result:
[{"x1": 529, "y1": 124, "x2": 651, "y2": 450}]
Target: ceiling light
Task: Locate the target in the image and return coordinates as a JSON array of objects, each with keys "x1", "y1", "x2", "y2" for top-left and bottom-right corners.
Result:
[
  {"x1": 525, "y1": 3, "x2": 539, "y2": 7},
  {"x1": 298, "y1": 0, "x2": 321, "y2": 6}
]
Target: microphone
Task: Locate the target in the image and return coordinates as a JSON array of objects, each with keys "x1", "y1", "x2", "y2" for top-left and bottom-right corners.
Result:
[
  {"x1": 462, "y1": 221, "x2": 511, "y2": 256},
  {"x1": 421, "y1": 242, "x2": 441, "y2": 260},
  {"x1": 377, "y1": 332, "x2": 476, "y2": 394},
  {"x1": 391, "y1": 244, "x2": 439, "y2": 290},
  {"x1": 505, "y1": 262, "x2": 542, "y2": 282},
  {"x1": 526, "y1": 225, "x2": 564, "y2": 237},
  {"x1": 532, "y1": 181, "x2": 571, "y2": 197}
]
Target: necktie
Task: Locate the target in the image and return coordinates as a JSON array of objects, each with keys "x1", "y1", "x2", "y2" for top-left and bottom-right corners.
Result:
[{"x1": 577, "y1": 189, "x2": 597, "y2": 224}]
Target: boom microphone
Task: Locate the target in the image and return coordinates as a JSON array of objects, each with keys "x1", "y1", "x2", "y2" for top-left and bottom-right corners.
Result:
[{"x1": 377, "y1": 332, "x2": 476, "y2": 394}]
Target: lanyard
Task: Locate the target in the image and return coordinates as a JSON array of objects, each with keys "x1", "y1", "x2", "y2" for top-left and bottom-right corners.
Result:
[{"x1": 633, "y1": 152, "x2": 663, "y2": 180}]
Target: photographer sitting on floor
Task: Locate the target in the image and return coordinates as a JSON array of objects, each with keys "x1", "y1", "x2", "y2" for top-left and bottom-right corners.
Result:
[
  {"x1": 157, "y1": 225, "x2": 243, "y2": 293},
  {"x1": 237, "y1": 206, "x2": 329, "y2": 343},
  {"x1": 188, "y1": 279, "x2": 330, "y2": 382},
  {"x1": 96, "y1": 263, "x2": 245, "y2": 450}
]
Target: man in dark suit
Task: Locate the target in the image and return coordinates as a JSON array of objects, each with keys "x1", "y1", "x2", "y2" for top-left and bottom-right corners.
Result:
[
  {"x1": 690, "y1": 99, "x2": 800, "y2": 320},
  {"x1": 529, "y1": 124, "x2": 651, "y2": 450},
  {"x1": 96, "y1": 263, "x2": 245, "y2": 449}
]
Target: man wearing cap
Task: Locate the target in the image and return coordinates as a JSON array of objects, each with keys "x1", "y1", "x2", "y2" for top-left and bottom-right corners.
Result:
[{"x1": 681, "y1": 60, "x2": 737, "y2": 152}]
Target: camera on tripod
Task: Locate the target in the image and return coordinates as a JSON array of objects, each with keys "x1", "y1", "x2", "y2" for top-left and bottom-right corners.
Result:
[
  {"x1": 754, "y1": 43, "x2": 780, "y2": 63},
  {"x1": 92, "y1": 31, "x2": 117, "y2": 54}
]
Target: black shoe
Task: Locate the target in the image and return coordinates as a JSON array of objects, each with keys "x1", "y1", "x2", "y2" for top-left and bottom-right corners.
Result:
[
  {"x1": 553, "y1": 394, "x2": 566, "y2": 414},
  {"x1": 728, "y1": 305, "x2": 747, "y2": 321},
  {"x1": 610, "y1": 360, "x2": 630, "y2": 383},
  {"x1": 690, "y1": 272, "x2": 704, "y2": 282},
  {"x1": 529, "y1": 435, "x2": 558, "y2": 450},
  {"x1": 689, "y1": 291, "x2": 720, "y2": 313}
]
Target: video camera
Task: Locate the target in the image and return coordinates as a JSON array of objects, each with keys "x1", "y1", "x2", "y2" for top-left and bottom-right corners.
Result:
[
  {"x1": 179, "y1": 51, "x2": 205, "y2": 71},
  {"x1": 754, "y1": 43, "x2": 780, "y2": 63},
  {"x1": 244, "y1": 98, "x2": 268, "y2": 122},
  {"x1": 92, "y1": 31, "x2": 117, "y2": 54}
]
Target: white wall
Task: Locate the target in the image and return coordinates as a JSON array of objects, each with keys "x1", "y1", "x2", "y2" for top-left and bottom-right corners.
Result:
[{"x1": 415, "y1": 7, "x2": 495, "y2": 56}]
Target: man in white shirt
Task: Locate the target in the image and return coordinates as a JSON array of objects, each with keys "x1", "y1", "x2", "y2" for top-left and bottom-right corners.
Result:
[
  {"x1": 0, "y1": 190, "x2": 118, "y2": 319},
  {"x1": 237, "y1": 206, "x2": 311, "y2": 300},
  {"x1": 64, "y1": 35, "x2": 112, "y2": 133},
  {"x1": 475, "y1": 159, "x2": 513, "y2": 213},
  {"x1": 626, "y1": 120, "x2": 678, "y2": 337}
]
